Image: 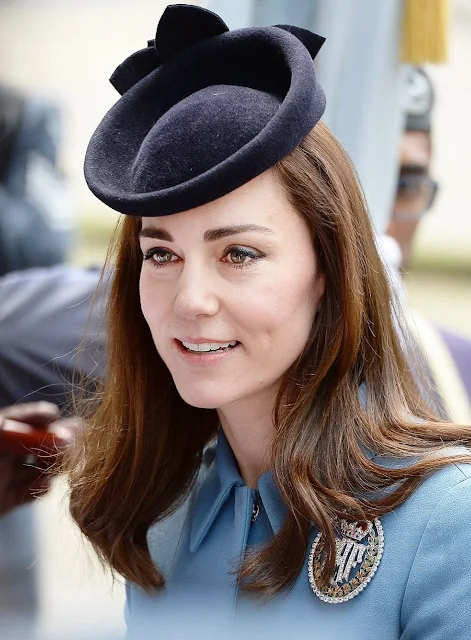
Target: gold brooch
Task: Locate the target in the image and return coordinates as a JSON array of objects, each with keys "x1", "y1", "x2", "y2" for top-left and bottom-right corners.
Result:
[{"x1": 308, "y1": 519, "x2": 384, "y2": 603}]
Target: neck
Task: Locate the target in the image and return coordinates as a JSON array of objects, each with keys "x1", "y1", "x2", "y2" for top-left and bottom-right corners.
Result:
[{"x1": 217, "y1": 392, "x2": 275, "y2": 488}]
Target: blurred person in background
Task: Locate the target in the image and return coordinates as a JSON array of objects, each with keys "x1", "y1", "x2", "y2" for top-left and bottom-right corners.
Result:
[
  {"x1": 0, "y1": 83, "x2": 76, "y2": 639},
  {"x1": 0, "y1": 83, "x2": 75, "y2": 275},
  {"x1": 387, "y1": 66, "x2": 471, "y2": 423},
  {"x1": 387, "y1": 66, "x2": 438, "y2": 271},
  {"x1": 0, "y1": 264, "x2": 104, "y2": 640}
]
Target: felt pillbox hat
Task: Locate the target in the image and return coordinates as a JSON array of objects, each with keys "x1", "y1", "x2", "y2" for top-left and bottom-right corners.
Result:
[{"x1": 84, "y1": 4, "x2": 327, "y2": 217}]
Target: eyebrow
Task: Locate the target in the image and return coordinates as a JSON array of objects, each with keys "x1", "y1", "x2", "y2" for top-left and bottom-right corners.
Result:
[{"x1": 138, "y1": 224, "x2": 274, "y2": 243}]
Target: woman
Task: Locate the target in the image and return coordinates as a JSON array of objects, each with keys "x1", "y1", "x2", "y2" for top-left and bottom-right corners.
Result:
[{"x1": 68, "y1": 5, "x2": 471, "y2": 638}]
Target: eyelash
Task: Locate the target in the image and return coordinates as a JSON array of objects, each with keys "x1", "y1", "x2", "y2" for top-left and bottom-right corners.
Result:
[{"x1": 142, "y1": 246, "x2": 264, "y2": 270}]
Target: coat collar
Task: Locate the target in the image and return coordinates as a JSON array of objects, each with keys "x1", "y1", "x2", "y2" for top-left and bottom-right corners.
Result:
[
  {"x1": 190, "y1": 430, "x2": 287, "y2": 553},
  {"x1": 188, "y1": 424, "x2": 388, "y2": 554}
]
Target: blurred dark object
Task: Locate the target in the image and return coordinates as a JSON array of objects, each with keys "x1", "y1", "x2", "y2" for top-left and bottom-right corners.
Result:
[
  {"x1": 0, "y1": 401, "x2": 75, "y2": 457},
  {"x1": 394, "y1": 171, "x2": 438, "y2": 222},
  {"x1": 0, "y1": 265, "x2": 104, "y2": 409},
  {"x1": 404, "y1": 66, "x2": 434, "y2": 131},
  {"x1": 0, "y1": 84, "x2": 75, "y2": 276},
  {"x1": 0, "y1": 401, "x2": 78, "y2": 517}
]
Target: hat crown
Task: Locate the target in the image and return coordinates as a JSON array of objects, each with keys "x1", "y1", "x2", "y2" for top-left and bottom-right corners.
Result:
[{"x1": 132, "y1": 85, "x2": 280, "y2": 193}]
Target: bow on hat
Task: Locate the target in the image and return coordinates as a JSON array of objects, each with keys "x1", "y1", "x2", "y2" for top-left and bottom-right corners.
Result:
[{"x1": 84, "y1": 4, "x2": 327, "y2": 217}]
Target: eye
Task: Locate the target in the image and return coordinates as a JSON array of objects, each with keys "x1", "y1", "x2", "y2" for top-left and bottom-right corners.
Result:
[
  {"x1": 143, "y1": 248, "x2": 179, "y2": 267},
  {"x1": 222, "y1": 246, "x2": 263, "y2": 268}
]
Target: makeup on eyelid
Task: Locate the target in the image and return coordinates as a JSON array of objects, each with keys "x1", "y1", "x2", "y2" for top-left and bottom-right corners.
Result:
[{"x1": 142, "y1": 245, "x2": 265, "y2": 269}]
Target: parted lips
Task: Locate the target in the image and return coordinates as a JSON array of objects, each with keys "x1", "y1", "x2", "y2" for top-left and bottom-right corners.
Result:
[{"x1": 84, "y1": 4, "x2": 326, "y2": 217}]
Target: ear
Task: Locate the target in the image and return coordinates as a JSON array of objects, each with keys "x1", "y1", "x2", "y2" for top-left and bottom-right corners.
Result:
[
  {"x1": 156, "y1": 4, "x2": 229, "y2": 62},
  {"x1": 314, "y1": 270, "x2": 326, "y2": 312},
  {"x1": 275, "y1": 25, "x2": 325, "y2": 60},
  {"x1": 110, "y1": 46, "x2": 160, "y2": 96}
]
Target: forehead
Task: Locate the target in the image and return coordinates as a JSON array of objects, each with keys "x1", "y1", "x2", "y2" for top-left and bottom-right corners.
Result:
[
  {"x1": 140, "y1": 169, "x2": 297, "y2": 234},
  {"x1": 400, "y1": 130, "x2": 431, "y2": 167}
]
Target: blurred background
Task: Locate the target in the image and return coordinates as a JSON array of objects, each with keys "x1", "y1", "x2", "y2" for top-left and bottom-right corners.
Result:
[{"x1": 0, "y1": 0, "x2": 469, "y2": 638}]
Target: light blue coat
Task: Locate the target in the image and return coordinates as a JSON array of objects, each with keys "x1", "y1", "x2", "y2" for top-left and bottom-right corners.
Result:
[{"x1": 125, "y1": 433, "x2": 471, "y2": 639}]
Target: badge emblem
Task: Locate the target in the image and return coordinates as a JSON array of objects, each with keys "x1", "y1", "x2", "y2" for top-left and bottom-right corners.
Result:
[{"x1": 308, "y1": 519, "x2": 384, "y2": 603}]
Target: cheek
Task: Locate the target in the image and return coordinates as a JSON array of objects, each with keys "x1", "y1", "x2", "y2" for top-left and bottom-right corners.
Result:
[
  {"x1": 237, "y1": 267, "x2": 321, "y2": 346},
  {"x1": 139, "y1": 275, "x2": 152, "y2": 322},
  {"x1": 139, "y1": 274, "x2": 167, "y2": 336}
]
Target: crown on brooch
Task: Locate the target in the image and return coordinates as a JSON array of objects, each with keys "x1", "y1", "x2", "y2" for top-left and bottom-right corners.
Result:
[
  {"x1": 340, "y1": 520, "x2": 373, "y2": 542},
  {"x1": 308, "y1": 517, "x2": 384, "y2": 604}
]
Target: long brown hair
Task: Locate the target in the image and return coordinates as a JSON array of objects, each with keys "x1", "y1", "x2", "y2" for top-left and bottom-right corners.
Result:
[{"x1": 66, "y1": 122, "x2": 471, "y2": 596}]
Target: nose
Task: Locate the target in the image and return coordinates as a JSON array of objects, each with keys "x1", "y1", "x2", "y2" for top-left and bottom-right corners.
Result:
[{"x1": 173, "y1": 262, "x2": 220, "y2": 319}]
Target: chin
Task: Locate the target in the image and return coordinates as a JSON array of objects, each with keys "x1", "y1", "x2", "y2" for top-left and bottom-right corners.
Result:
[
  {"x1": 181, "y1": 396, "x2": 220, "y2": 410},
  {"x1": 173, "y1": 385, "x2": 227, "y2": 410}
]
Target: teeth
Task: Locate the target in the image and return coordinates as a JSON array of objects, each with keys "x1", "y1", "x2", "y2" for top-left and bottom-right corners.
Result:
[{"x1": 181, "y1": 340, "x2": 237, "y2": 352}]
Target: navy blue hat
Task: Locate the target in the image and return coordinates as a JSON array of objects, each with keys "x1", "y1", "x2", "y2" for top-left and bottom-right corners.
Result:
[{"x1": 84, "y1": 4, "x2": 326, "y2": 217}]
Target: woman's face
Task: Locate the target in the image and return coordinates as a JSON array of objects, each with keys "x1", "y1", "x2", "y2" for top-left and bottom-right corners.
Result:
[{"x1": 139, "y1": 169, "x2": 324, "y2": 411}]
